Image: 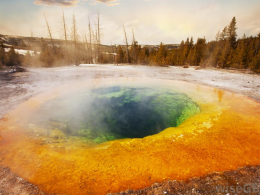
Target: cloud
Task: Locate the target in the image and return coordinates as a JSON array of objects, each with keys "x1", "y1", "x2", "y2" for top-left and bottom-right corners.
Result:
[
  {"x1": 95, "y1": 0, "x2": 118, "y2": 6},
  {"x1": 34, "y1": 0, "x2": 80, "y2": 7},
  {"x1": 34, "y1": 0, "x2": 119, "y2": 7}
]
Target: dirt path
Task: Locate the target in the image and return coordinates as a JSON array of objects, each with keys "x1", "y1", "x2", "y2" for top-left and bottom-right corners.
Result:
[{"x1": 0, "y1": 65, "x2": 260, "y2": 195}]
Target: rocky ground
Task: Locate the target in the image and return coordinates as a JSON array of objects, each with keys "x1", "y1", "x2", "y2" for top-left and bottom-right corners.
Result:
[
  {"x1": 111, "y1": 165, "x2": 260, "y2": 195},
  {"x1": 0, "y1": 64, "x2": 260, "y2": 194},
  {"x1": 0, "y1": 166, "x2": 46, "y2": 195}
]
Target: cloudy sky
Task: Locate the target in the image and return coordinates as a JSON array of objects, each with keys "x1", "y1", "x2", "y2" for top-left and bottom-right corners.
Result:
[{"x1": 0, "y1": 0, "x2": 260, "y2": 45}]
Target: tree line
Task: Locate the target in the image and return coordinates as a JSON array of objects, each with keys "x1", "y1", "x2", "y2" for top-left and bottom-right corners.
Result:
[
  {"x1": 0, "y1": 10, "x2": 107, "y2": 68},
  {"x1": 36, "y1": 11, "x2": 105, "y2": 67},
  {"x1": 0, "y1": 46, "x2": 21, "y2": 67},
  {"x1": 0, "y1": 16, "x2": 259, "y2": 73},
  {"x1": 116, "y1": 17, "x2": 260, "y2": 73}
]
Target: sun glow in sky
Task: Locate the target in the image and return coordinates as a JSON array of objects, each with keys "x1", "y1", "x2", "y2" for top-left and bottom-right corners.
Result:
[{"x1": 0, "y1": 0, "x2": 260, "y2": 45}]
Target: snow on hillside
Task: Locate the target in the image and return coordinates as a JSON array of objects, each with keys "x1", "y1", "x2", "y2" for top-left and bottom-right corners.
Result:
[
  {"x1": 4, "y1": 48, "x2": 40, "y2": 56},
  {"x1": 103, "y1": 52, "x2": 117, "y2": 55},
  {"x1": 0, "y1": 37, "x2": 8, "y2": 42}
]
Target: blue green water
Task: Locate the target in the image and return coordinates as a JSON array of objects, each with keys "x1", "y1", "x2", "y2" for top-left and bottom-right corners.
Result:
[{"x1": 31, "y1": 86, "x2": 200, "y2": 143}]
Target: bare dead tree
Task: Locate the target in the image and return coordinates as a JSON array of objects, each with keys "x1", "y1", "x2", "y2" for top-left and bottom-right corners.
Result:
[
  {"x1": 90, "y1": 12, "x2": 102, "y2": 63},
  {"x1": 132, "y1": 25, "x2": 136, "y2": 44},
  {"x1": 30, "y1": 30, "x2": 34, "y2": 50},
  {"x1": 72, "y1": 14, "x2": 78, "y2": 47},
  {"x1": 62, "y1": 9, "x2": 70, "y2": 64},
  {"x1": 123, "y1": 23, "x2": 130, "y2": 63},
  {"x1": 62, "y1": 9, "x2": 68, "y2": 46},
  {"x1": 131, "y1": 25, "x2": 139, "y2": 64},
  {"x1": 72, "y1": 14, "x2": 79, "y2": 65},
  {"x1": 31, "y1": 30, "x2": 34, "y2": 38},
  {"x1": 88, "y1": 16, "x2": 93, "y2": 64},
  {"x1": 82, "y1": 30, "x2": 89, "y2": 48},
  {"x1": 43, "y1": 13, "x2": 56, "y2": 54},
  {"x1": 111, "y1": 43, "x2": 116, "y2": 64},
  {"x1": 97, "y1": 12, "x2": 101, "y2": 63},
  {"x1": 92, "y1": 25, "x2": 98, "y2": 63},
  {"x1": 82, "y1": 29, "x2": 89, "y2": 63}
]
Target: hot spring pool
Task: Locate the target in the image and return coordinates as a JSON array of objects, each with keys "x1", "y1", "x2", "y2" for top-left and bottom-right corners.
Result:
[
  {"x1": 30, "y1": 86, "x2": 200, "y2": 143},
  {"x1": 1, "y1": 78, "x2": 260, "y2": 194}
]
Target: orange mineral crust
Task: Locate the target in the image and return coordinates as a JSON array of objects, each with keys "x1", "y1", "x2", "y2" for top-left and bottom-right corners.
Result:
[{"x1": 0, "y1": 78, "x2": 260, "y2": 195}]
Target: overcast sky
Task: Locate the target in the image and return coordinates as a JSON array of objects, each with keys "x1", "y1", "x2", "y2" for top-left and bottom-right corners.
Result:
[{"x1": 0, "y1": 0, "x2": 260, "y2": 45}]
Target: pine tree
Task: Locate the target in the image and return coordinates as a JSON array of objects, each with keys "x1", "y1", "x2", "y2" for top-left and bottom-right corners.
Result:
[
  {"x1": 148, "y1": 45, "x2": 156, "y2": 65},
  {"x1": 235, "y1": 34, "x2": 246, "y2": 68},
  {"x1": 187, "y1": 47, "x2": 195, "y2": 64},
  {"x1": 176, "y1": 40, "x2": 184, "y2": 64},
  {"x1": 189, "y1": 37, "x2": 194, "y2": 48},
  {"x1": 182, "y1": 37, "x2": 190, "y2": 64},
  {"x1": 202, "y1": 41, "x2": 218, "y2": 67},
  {"x1": 40, "y1": 41, "x2": 54, "y2": 67},
  {"x1": 156, "y1": 42, "x2": 167, "y2": 66},
  {"x1": 228, "y1": 17, "x2": 237, "y2": 49},
  {"x1": 220, "y1": 27, "x2": 229, "y2": 40},
  {"x1": 215, "y1": 30, "x2": 221, "y2": 41},
  {"x1": 249, "y1": 52, "x2": 260, "y2": 72},
  {"x1": 138, "y1": 47, "x2": 149, "y2": 64},
  {"x1": 246, "y1": 36, "x2": 256, "y2": 66},
  {"x1": 211, "y1": 42, "x2": 222, "y2": 67},
  {"x1": 130, "y1": 40, "x2": 140, "y2": 64},
  {"x1": 255, "y1": 33, "x2": 260, "y2": 56},
  {"x1": 116, "y1": 45, "x2": 124, "y2": 64},
  {"x1": 0, "y1": 44, "x2": 5, "y2": 67},
  {"x1": 23, "y1": 50, "x2": 32, "y2": 66},
  {"x1": 6, "y1": 47, "x2": 20, "y2": 66},
  {"x1": 218, "y1": 40, "x2": 230, "y2": 68},
  {"x1": 187, "y1": 37, "x2": 194, "y2": 64},
  {"x1": 193, "y1": 38, "x2": 206, "y2": 66},
  {"x1": 217, "y1": 17, "x2": 238, "y2": 69}
]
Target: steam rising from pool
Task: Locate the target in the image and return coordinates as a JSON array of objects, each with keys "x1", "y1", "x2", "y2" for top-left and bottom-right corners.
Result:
[
  {"x1": 2, "y1": 78, "x2": 260, "y2": 195},
  {"x1": 30, "y1": 86, "x2": 200, "y2": 143}
]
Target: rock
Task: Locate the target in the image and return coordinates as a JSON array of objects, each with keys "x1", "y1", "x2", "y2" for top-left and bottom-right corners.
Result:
[
  {"x1": 49, "y1": 129, "x2": 66, "y2": 139},
  {"x1": 15, "y1": 67, "x2": 28, "y2": 72}
]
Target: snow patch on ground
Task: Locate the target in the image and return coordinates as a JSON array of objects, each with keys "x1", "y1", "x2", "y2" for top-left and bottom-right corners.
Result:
[{"x1": 4, "y1": 48, "x2": 40, "y2": 56}]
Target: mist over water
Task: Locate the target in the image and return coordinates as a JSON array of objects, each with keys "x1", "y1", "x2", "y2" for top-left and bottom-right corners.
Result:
[
  {"x1": 2, "y1": 77, "x2": 260, "y2": 195},
  {"x1": 29, "y1": 86, "x2": 200, "y2": 143}
]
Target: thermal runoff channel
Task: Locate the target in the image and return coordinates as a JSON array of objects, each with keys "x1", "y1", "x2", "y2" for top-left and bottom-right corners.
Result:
[{"x1": 30, "y1": 86, "x2": 200, "y2": 143}]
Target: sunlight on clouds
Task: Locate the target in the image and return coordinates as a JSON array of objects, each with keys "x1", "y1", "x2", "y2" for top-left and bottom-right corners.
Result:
[
  {"x1": 34, "y1": 0, "x2": 120, "y2": 7},
  {"x1": 34, "y1": 0, "x2": 80, "y2": 6},
  {"x1": 1, "y1": 0, "x2": 260, "y2": 45},
  {"x1": 95, "y1": 0, "x2": 119, "y2": 6}
]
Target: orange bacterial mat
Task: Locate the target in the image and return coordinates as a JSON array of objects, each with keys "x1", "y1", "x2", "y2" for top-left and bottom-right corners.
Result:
[{"x1": 0, "y1": 78, "x2": 260, "y2": 195}]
